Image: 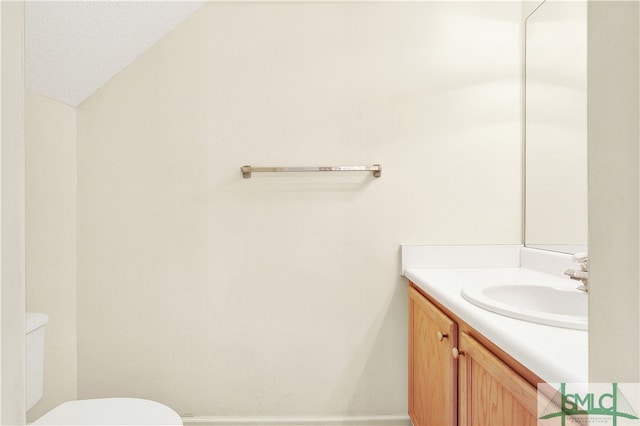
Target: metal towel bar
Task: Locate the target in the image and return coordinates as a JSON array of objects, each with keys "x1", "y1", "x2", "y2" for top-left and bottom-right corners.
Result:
[{"x1": 240, "y1": 164, "x2": 382, "y2": 179}]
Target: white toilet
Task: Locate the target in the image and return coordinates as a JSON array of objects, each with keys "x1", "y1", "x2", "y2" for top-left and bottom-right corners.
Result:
[{"x1": 26, "y1": 312, "x2": 183, "y2": 425}]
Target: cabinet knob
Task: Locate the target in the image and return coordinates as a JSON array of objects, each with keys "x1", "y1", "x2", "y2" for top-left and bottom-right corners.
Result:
[
  {"x1": 437, "y1": 331, "x2": 448, "y2": 341},
  {"x1": 452, "y1": 347, "x2": 463, "y2": 359}
]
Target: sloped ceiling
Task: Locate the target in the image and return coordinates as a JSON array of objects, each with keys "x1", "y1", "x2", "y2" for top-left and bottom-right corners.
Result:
[{"x1": 25, "y1": 1, "x2": 205, "y2": 107}]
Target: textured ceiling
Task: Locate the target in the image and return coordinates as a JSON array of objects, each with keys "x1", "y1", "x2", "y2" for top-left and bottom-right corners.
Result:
[{"x1": 25, "y1": 1, "x2": 205, "y2": 107}]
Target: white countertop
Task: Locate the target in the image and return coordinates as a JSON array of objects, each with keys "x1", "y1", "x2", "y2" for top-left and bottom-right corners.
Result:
[{"x1": 405, "y1": 266, "x2": 588, "y2": 384}]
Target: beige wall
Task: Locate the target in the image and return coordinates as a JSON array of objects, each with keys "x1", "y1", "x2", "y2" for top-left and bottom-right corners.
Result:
[
  {"x1": 76, "y1": 2, "x2": 522, "y2": 418},
  {"x1": 25, "y1": 92, "x2": 78, "y2": 421},
  {"x1": 1, "y1": 1, "x2": 26, "y2": 424},
  {"x1": 77, "y1": 7, "x2": 209, "y2": 414},
  {"x1": 588, "y1": 1, "x2": 640, "y2": 382}
]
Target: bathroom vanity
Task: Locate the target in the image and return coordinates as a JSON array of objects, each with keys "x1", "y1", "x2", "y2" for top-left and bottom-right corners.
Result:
[
  {"x1": 405, "y1": 4, "x2": 590, "y2": 423},
  {"x1": 402, "y1": 246, "x2": 588, "y2": 426}
]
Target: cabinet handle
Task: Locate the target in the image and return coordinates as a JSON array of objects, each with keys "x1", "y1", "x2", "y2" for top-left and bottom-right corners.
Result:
[
  {"x1": 437, "y1": 331, "x2": 448, "y2": 341},
  {"x1": 452, "y1": 347, "x2": 463, "y2": 359}
]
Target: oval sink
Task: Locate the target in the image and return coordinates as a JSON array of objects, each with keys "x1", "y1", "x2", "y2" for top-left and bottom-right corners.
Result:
[{"x1": 461, "y1": 284, "x2": 588, "y2": 330}]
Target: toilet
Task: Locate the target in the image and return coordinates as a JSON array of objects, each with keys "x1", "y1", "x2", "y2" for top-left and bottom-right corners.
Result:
[{"x1": 26, "y1": 313, "x2": 183, "y2": 425}]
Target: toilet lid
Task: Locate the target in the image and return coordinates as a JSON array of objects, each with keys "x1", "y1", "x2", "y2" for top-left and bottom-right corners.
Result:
[{"x1": 32, "y1": 398, "x2": 183, "y2": 425}]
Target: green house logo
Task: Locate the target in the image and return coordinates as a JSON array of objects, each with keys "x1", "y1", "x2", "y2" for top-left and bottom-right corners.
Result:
[{"x1": 539, "y1": 383, "x2": 640, "y2": 426}]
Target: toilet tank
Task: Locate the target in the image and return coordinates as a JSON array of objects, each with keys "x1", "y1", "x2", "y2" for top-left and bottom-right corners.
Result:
[{"x1": 26, "y1": 312, "x2": 49, "y2": 412}]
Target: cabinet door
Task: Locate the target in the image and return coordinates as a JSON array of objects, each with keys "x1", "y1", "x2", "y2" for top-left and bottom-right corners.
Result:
[
  {"x1": 458, "y1": 332, "x2": 538, "y2": 426},
  {"x1": 409, "y1": 286, "x2": 458, "y2": 426}
]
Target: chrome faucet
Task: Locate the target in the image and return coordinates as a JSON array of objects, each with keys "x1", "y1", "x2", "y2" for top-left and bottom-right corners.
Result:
[{"x1": 564, "y1": 252, "x2": 588, "y2": 292}]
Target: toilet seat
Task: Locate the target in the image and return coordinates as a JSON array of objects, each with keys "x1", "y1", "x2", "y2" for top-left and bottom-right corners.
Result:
[{"x1": 32, "y1": 398, "x2": 183, "y2": 425}]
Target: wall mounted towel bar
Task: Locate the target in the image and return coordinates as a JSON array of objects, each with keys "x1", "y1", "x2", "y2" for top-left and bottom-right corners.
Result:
[{"x1": 240, "y1": 164, "x2": 382, "y2": 179}]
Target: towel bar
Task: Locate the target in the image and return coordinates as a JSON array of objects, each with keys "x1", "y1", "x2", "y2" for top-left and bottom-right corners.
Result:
[{"x1": 240, "y1": 164, "x2": 382, "y2": 179}]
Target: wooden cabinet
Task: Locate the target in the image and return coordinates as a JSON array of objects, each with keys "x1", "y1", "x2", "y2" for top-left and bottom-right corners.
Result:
[
  {"x1": 409, "y1": 286, "x2": 458, "y2": 425},
  {"x1": 458, "y1": 332, "x2": 538, "y2": 426},
  {"x1": 409, "y1": 283, "x2": 540, "y2": 426}
]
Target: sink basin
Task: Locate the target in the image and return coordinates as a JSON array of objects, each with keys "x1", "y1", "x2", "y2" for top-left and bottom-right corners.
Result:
[{"x1": 461, "y1": 284, "x2": 588, "y2": 330}]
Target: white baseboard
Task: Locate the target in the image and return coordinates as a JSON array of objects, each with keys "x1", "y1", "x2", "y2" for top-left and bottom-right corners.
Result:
[{"x1": 182, "y1": 415, "x2": 411, "y2": 426}]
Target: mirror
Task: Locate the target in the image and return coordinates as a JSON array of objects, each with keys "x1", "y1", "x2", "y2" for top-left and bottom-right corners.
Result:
[{"x1": 524, "y1": 0, "x2": 588, "y2": 254}]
